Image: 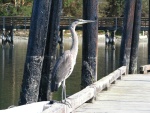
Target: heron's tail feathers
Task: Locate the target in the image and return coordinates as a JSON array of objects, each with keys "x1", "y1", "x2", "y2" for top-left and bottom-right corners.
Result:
[{"x1": 51, "y1": 82, "x2": 59, "y2": 92}]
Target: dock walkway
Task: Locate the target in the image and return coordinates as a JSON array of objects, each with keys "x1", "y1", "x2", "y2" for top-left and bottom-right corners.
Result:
[
  {"x1": 75, "y1": 74, "x2": 150, "y2": 113},
  {"x1": 1, "y1": 66, "x2": 150, "y2": 113}
]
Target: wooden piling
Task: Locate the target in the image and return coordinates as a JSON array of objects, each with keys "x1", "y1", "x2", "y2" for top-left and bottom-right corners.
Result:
[
  {"x1": 81, "y1": 0, "x2": 98, "y2": 89},
  {"x1": 10, "y1": 28, "x2": 14, "y2": 46},
  {"x1": 148, "y1": 5, "x2": 150, "y2": 64},
  {"x1": 105, "y1": 30, "x2": 109, "y2": 49},
  {"x1": 119, "y1": 0, "x2": 136, "y2": 73},
  {"x1": 129, "y1": 0, "x2": 142, "y2": 74},
  {"x1": 19, "y1": 0, "x2": 52, "y2": 105},
  {"x1": 38, "y1": 0, "x2": 62, "y2": 101},
  {"x1": 59, "y1": 29, "x2": 64, "y2": 55},
  {"x1": 3, "y1": 16, "x2": 5, "y2": 30},
  {"x1": 147, "y1": 29, "x2": 150, "y2": 64}
]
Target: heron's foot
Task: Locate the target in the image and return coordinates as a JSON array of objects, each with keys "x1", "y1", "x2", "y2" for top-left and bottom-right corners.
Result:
[
  {"x1": 49, "y1": 100, "x2": 61, "y2": 104},
  {"x1": 62, "y1": 99, "x2": 72, "y2": 108},
  {"x1": 49, "y1": 100, "x2": 72, "y2": 108}
]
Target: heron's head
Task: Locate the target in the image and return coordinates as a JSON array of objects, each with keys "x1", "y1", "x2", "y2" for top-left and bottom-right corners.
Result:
[
  {"x1": 71, "y1": 19, "x2": 95, "y2": 27},
  {"x1": 76, "y1": 19, "x2": 95, "y2": 25}
]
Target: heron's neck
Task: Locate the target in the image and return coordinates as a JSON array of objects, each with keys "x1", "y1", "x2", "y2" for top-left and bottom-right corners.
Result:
[{"x1": 70, "y1": 25, "x2": 78, "y2": 57}]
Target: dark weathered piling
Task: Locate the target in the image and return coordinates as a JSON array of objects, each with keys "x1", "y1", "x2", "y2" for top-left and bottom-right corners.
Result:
[
  {"x1": 81, "y1": 0, "x2": 98, "y2": 89},
  {"x1": 2, "y1": 16, "x2": 5, "y2": 30},
  {"x1": 38, "y1": 0, "x2": 62, "y2": 101},
  {"x1": 148, "y1": 5, "x2": 150, "y2": 64},
  {"x1": 19, "y1": 0, "x2": 52, "y2": 105},
  {"x1": 59, "y1": 29, "x2": 64, "y2": 55},
  {"x1": 10, "y1": 29, "x2": 14, "y2": 46},
  {"x1": 129, "y1": 0, "x2": 142, "y2": 74},
  {"x1": 105, "y1": 30, "x2": 109, "y2": 49},
  {"x1": 119, "y1": 0, "x2": 136, "y2": 73}
]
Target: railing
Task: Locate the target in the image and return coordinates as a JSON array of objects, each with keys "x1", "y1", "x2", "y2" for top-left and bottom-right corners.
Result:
[
  {"x1": 140, "y1": 65, "x2": 150, "y2": 74},
  {"x1": 0, "y1": 16, "x2": 149, "y2": 30},
  {"x1": 41, "y1": 66, "x2": 126, "y2": 113},
  {"x1": 0, "y1": 66, "x2": 126, "y2": 113},
  {"x1": 0, "y1": 16, "x2": 30, "y2": 29}
]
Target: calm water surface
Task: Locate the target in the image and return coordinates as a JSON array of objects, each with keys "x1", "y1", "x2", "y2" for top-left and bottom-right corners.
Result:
[{"x1": 0, "y1": 37, "x2": 148, "y2": 109}]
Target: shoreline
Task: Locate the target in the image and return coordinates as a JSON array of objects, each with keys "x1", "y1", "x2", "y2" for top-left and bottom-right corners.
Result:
[{"x1": 0, "y1": 34, "x2": 148, "y2": 43}]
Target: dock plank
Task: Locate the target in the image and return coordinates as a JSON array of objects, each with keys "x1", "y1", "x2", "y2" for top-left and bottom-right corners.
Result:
[{"x1": 75, "y1": 74, "x2": 150, "y2": 113}]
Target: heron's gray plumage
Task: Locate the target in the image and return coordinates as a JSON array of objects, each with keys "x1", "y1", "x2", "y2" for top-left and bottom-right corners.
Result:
[
  {"x1": 51, "y1": 50, "x2": 74, "y2": 92},
  {"x1": 50, "y1": 19, "x2": 94, "y2": 101}
]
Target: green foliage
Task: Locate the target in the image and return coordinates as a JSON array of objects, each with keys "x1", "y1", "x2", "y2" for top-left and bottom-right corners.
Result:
[
  {"x1": 103, "y1": 0, "x2": 125, "y2": 17},
  {"x1": 142, "y1": 0, "x2": 149, "y2": 17},
  {"x1": 0, "y1": 0, "x2": 33, "y2": 16},
  {"x1": 0, "y1": 0, "x2": 148, "y2": 17},
  {"x1": 0, "y1": 4, "x2": 32, "y2": 16},
  {"x1": 17, "y1": 6, "x2": 32, "y2": 16},
  {"x1": 98, "y1": 1, "x2": 109, "y2": 17},
  {"x1": 63, "y1": 0, "x2": 73, "y2": 7},
  {"x1": 63, "y1": 0, "x2": 82, "y2": 17},
  {"x1": 0, "y1": 4, "x2": 17, "y2": 16}
]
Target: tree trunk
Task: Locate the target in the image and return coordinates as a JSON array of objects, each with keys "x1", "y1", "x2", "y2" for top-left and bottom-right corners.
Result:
[
  {"x1": 19, "y1": 0, "x2": 52, "y2": 105},
  {"x1": 20, "y1": 0, "x2": 25, "y2": 6},
  {"x1": 18, "y1": 0, "x2": 20, "y2": 6},
  {"x1": 14, "y1": 0, "x2": 17, "y2": 7}
]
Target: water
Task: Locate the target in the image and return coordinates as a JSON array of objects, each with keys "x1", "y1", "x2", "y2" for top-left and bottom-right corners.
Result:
[
  {"x1": 0, "y1": 37, "x2": 148, "y2": 109},
  {"x1": 0, "y1": 40, "x2": 27, "y2": 109}
]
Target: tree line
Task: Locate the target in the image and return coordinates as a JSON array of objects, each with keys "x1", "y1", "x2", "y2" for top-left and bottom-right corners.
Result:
[
  {"x1": 0, "y1": 0, "x2": 33, "y2": 16},
  {"x1": 0, "y1": 0, "x2": 149, "y2": 17}
]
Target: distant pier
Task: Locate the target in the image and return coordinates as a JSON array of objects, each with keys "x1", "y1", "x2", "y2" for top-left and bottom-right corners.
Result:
[{"x1": 0, "y1": 16, "x2": 149, "y2": 47}]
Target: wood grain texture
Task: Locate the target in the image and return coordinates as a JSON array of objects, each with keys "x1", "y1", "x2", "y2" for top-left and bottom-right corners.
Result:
[{"x1": 75, "y1": 74, "x2": 150, "y2": 113}]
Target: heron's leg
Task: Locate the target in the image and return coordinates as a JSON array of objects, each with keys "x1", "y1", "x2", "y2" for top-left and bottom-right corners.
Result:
[
  {"x1": 61, "y1": 81, "x2": 64, "y2": 102},
  {"x1": 64, "y1": 80, "x2": 66, "y2": 101},
  {"x1": 62, "y1": 80, "x2": 66, "y2": 102},
  {"x1": 61, "y1": 80, "x2": 72, "y2": 108}
]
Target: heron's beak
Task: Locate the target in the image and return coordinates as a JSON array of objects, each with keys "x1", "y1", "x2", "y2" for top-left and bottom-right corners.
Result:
[
  {"x1": 83, "y1": 20, "x2": 95, "y2": 23},
  {"x1": 79, "y1": 20, "x2": 95, "y2": 24}
]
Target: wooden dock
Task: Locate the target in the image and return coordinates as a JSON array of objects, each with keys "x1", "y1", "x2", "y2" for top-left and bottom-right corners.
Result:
[
  {"x1": 75, "y1": 74, "x2": 150, "y2": 113},
  {"x1": 1, "y1": 65, "x2": 150, "y2": 113}
]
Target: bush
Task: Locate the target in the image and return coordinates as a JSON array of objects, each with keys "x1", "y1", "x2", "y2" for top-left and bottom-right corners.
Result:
[{"x1": 0, "y1": 2, "x2": 32, "y2": 16}]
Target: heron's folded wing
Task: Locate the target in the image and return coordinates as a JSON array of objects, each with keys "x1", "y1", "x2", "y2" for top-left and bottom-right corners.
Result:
[{"x1": 52, "y1": 50, "x2": 74, "y2": 83}]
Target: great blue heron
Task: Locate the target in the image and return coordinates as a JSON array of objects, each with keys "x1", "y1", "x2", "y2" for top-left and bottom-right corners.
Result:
[{"x1": 51, "y1": 19, "x2": 94, "y2": 102}]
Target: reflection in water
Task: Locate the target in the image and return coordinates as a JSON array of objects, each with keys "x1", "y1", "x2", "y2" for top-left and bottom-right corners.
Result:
[
  {"x1": 2, "y1": 48, "x2": 5, "y2": 80},
  {"x1": 0, "y1": 41, "x2": 27, "y2": 109},
  {"x1": 111, "y1": 49, "x2": 116, "y2": 71},
  {"x1": 105, "y1": 49, "x2": 109, "y2": 75},
  {"x1": 105, "y1": 49, "x2": 116, "y2": 75},
  {"x1": 1, "y1": 48, "x2": 14, "y2": 79},
  {"x1": 0, "y1": 38, "x2": 148, "y2": 109},
  {"x1": 137, "y1": 41, "x2": 148, "y2": 72}
]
